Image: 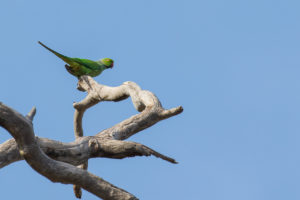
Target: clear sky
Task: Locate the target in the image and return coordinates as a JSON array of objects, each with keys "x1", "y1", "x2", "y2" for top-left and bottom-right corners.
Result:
[{"x1": 1, "y1": 0, "x2": 300, "y2": 199}]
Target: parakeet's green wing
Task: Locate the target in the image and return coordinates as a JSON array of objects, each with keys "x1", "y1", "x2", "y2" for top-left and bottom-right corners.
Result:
[
  {"x1": 71, "y1": 58, "x2": 105, "y2": 77},
  {"x1": 71, "y1": 58, "x2": 102, "y2": 70}
]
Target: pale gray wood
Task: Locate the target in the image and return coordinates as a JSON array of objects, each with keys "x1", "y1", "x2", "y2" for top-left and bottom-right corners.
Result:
[
  {"x1": 0, "y1": 103, "x2": 137, "y2": 200},
  {"x1": 72, "y1": 76, "x2": 183, "y2": 198},
  {"x1": 0, "y1": 136, "x2": 177, "y2": 168},
  {"x1": 0, "y1": 76, "x2": 183, "y2": 199},
  {"x1": 75, "y1": 76, "x2": 183, "y2": 140}
]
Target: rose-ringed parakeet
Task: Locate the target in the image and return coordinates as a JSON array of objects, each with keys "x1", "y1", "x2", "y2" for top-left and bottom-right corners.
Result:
[{"x1": 38, "y1": 41, "x2": 114, "y2": 78}]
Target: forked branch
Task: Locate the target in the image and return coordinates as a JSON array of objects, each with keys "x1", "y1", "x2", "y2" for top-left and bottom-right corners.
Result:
[
  {"x1": 0, "y1": 103, "x2": 137, "y2": 200},
  {"x1": 0, "y1": 76, "x2": 183, "y2": 199},
  {"x1": 74, "y1": 76, "x2": 183, "y2": 140}
]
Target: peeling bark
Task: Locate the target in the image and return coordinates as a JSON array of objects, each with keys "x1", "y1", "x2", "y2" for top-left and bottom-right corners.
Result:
[{"x1": 0, "y1": 76, "x2": 183, "y2": 199}]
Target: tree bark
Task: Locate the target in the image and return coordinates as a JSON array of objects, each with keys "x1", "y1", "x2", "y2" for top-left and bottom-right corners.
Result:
[{"x1": 0, "y1": 76, "x2": 183, "y2": 199}]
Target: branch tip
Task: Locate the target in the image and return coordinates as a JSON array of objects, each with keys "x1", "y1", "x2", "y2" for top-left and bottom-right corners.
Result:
[{"x1": 26, "y1": 106, "x2": 36, "y2": 121}]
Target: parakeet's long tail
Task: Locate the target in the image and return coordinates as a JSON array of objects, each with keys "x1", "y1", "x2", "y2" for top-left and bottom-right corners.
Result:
[{"x1": 38, "y1": 41, "x2": 71, "y2": 64}]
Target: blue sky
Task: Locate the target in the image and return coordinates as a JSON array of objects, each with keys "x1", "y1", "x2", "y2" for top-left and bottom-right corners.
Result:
[{"x1": 1, "y1": 0, "x2": 300, "y2": 199}]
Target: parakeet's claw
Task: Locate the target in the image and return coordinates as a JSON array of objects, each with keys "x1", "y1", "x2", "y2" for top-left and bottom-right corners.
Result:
[{"x1": 65, "y1": 64, "x2": 73, "y2": 74}]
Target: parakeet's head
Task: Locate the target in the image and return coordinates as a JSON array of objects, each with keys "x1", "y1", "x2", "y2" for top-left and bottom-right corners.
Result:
[{"x1": 101, "y1": 58, "x2": 114, "y2": 69}]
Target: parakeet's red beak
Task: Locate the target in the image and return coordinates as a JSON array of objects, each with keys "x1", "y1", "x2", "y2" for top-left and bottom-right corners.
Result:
[{"x1": 111, "y1": 63, "x2": 114, "y2": 68}]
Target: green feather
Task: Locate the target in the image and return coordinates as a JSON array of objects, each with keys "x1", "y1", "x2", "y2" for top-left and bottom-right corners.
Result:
[{"x1": 38, "y1": 41, "x2": 114, "y2": 77}]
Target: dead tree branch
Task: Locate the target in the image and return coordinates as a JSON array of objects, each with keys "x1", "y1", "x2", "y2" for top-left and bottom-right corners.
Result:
[
  {"x1": 0, "y1": 76, "x2": 183, "y2": 199},
  {"x1": 0, "y1": 103, "x2": 137, "y2": 200}
]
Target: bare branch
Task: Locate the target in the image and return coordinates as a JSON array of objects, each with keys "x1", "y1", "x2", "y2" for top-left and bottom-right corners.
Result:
[
  {"x1": 99, "y1": 140, "x2": 177, "y2": 164},
  {"x1": 72, "y1": 76, "x2": 183, "y2": 198},
  {"x1": 75, "y1": 76, "x2": 183, "y2": 140},
  {"x1": 0, "y1": 138, "x2": 21, "y2": 168},
  {"x1": 0, "y1": 77, "x2": 182, "y2": 199},
  {"x1": 26, "y1": 106, "x2": 36, "y2": 121},
  {"x1": 73, "y1": 77, "x2": 101, "y2": 198},
  {"x1": 0, "y1": 135, "x2": 177, "y2": 169},
  {"x1": 0, "y1": 103, "x2": 137, "y2": 200}
]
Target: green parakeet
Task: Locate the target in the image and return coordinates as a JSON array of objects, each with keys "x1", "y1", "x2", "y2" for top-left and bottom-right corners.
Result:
[{"x1": 38, "y1": 41, "x2": 114, "y2": 78}]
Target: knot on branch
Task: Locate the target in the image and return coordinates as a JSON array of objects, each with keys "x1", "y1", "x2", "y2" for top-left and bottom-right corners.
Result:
[
  {"x1": 88, "y1": 138, "x2": 100, "y2": 155},
  {"x1": 19, "y1": 149, "x2": 26, "y2": 157},
  {"x1": 18, "y1": 145, "x2": 37, "y2": 158}
]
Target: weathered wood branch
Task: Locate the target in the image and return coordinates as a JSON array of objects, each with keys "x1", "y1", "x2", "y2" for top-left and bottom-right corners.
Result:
[
  {"x1": 0, "y1": 136, "x2": 177, "y2": 169},
  {"x1": 0, "y1": 76, "x2": 183, "y2": 199},
  {"x1": 0, "y1": 103, "x2": 137, "y2": 200},
  {"x1": 74, "y1": 76, "x2": 183, "y2": 140},
  {"x1": 73, "y1": 77, "x2": 93, "y2": 198},
  {"x1": 71, "y1": 76, "x2": 183, "y2": 198}
]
